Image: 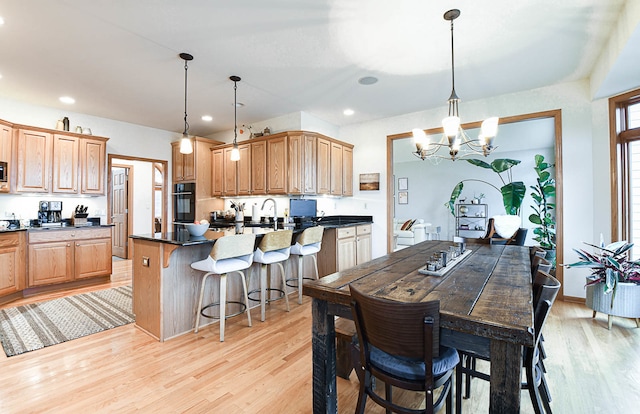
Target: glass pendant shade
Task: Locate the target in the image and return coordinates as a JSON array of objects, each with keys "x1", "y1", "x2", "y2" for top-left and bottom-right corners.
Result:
[
  {"x1": 180, "y1": 133, "x2": 193, "y2": 154},
  {"x1": 481, "y1": 117, "x2": 499, "y2": 139},
  {"x1": 442, "y1": 116, "x2": 460, "y2": 137},
  {"x1": 230, "y1": 143, "x2": 240, "y2": 161}
]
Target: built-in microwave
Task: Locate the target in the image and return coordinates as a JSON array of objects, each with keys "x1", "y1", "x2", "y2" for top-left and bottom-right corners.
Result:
[
  {"x1": 0, "y1": 161, "x2": 7, "y2": 183},
  {"x1": 173, "y1": 183, "x2": 196, "y2": 223}
]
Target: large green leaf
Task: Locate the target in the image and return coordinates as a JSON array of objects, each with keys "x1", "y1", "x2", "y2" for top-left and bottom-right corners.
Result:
[
  {"x1": 465, "y1": 159, "x2": 492, "y2": 169},
  {"x1": 491, "y1": 158, "x2": 521, "y2": 173},
  {"x1": 501, "y1": 181, "x2": 526, "y2": 215},
  {"x1": 529, "y1": 213, "x2": 542, "y2": 225},
  {"x1": 447, "y1": 182, "x2": 464, "y2": 216}
]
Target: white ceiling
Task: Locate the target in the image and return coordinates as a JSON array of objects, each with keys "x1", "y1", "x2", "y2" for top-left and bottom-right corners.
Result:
[{"x1": 0, "y1": 0, "x2": 635, "y2": 137}]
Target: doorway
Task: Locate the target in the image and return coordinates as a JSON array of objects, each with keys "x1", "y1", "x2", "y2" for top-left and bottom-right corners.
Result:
[{"x1": 108, "y1": 154, "x2": 168, "y2": 260}]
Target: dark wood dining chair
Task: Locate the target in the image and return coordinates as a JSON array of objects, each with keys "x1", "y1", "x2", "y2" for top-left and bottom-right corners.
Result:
[
  {"x1": 348, "y1": 285, "x2": 459, "y2": 414},
  {"x1": 455, "y1": 271, "x2": 560, "y2": 414}
]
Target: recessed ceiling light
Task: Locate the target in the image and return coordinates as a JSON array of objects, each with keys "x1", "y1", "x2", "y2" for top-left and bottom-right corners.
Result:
[
  {"x1": 343, "y1": 109, "x2": 355, "y2": 116},
  {"x1": 0, "y1": 17, "x2": 5, "y2": 26},
  {"x1": 59, "y1": 96, "x2": 75, "y2": 104},
  {"x1": 201, "y1": 115, "x2": 213, "y2": 122},
  {"x1": 358, "y1": 76, "x2": 378, "y2": 85}
]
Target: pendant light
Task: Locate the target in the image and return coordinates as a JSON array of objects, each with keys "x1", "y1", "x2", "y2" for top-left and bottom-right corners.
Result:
[
  {"x1": 412, "y1": 9, "x2": 498, "y2": 162},
  {"x1": 179, "y1": 52, "x2": 194, "y2": 154},
  {"x1": 230, "y1": 75, "x2": 241, "y2": 161}
]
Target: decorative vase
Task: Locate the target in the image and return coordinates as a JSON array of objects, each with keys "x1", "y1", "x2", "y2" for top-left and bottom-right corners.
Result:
[
  {"x1": 586, "y1": 277, "x2": 640, "y2": 329},
  {"x1": 492, "y1": 214, "x2": 521, "y2": 238}
]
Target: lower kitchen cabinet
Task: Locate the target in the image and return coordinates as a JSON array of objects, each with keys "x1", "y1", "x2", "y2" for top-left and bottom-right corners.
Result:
[
  {"x1": 0, "y1": 232, "x2": 26, "y2": 296},
  {"x1": 27, "y1": 227, "x2": 112, "y2": 287},
  {"x1": 318, "y1": 224, "x2": 372, "y2": 276}
]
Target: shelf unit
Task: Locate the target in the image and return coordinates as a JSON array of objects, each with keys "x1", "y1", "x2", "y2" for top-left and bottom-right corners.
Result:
[{"x1": 455, "y1": 203, "x2": 488, "y2": 238}]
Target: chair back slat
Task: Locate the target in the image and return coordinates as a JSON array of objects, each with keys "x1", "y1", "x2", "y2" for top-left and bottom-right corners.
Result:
[
  {"x1": 258, "y1": 230, "x2": 293, "y2": 252},
  {"x1": 349, "y1": 285, "x2": 440, "y2": 359},
  {"x1": 210, "y1": 233, "x2": 256, "y2": 261},
  {"x1": 532, "y1": 270, "x2": 560, "y2": 343},
  {"x1": 296, "y1": 226, "x2": 324, "y2": 246}
]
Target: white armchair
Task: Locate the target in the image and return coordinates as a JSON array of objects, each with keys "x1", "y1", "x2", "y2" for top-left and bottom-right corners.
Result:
[{"x1": 393, "y1": 219, "x2": 431, "y2": 247}]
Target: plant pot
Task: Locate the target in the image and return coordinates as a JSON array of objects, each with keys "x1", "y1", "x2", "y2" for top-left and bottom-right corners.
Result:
[
  {"x1": 586, "y1": 277, "x2": 640, "y2": 329},
  {"x1": 492, "y1": 215, "x2": 521, "y2": 239}
]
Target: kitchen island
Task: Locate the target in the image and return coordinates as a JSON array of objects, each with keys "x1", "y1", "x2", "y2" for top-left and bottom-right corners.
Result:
[{"x1": 130, "y1": 216, "x2": 372, "y2": 342}]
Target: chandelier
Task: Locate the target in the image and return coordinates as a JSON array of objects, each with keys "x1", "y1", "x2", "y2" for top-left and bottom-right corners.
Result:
[{"x1": 413, "y1": 9, "x2": 498, "y2": 162}]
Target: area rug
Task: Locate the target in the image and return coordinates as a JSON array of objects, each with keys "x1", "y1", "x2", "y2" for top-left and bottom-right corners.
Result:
[{"x1": 0, "y1": 285, "x2": 134, "y2": 357}]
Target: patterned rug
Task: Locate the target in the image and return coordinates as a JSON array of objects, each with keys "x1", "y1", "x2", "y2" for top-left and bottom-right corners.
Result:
[{"x1": 0, "y1": 285, "x2": 134, "y2": 357}]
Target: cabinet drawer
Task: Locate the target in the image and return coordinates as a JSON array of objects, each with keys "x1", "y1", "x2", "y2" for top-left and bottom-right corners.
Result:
[
  {"x1": 337, "y1": 227, "x2": 355, "y2": 239},
  {"x1": 356, "y1": 224, "x2": 371, "y2": 236},
  {"x1": 28, "y1": 227, "x2": 111, "y2": 243},
  {"x1": 0, "y1": 232, "x2": 21, "y2": 247}
]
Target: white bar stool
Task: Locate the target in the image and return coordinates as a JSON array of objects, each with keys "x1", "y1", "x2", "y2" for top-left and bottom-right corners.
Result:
[
  {"x1": 191, "y1": 233, "x2": 256, "y2": 342},
  {"x1": 249, "y1": 229, "x2": 293, "y2": 322},
  {"x1": 288, "y1": 226, "x2": 324, "y2": 304}
]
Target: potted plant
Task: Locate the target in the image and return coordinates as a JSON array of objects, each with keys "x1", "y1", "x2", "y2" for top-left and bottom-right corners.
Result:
[
  {"x1": 447, "y1": 158, "x2": 526, "y2": 237},
  {"x1": 564, "y1": 241, "x2": 640, "y2": 329},
  {"x1": 528, "y1": 154, "x2": 556, "y2": 262}
]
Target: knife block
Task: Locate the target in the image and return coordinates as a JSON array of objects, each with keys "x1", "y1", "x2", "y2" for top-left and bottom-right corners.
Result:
[{"x1": 72, "y1": 213, "x2": 89, "y2": 226}]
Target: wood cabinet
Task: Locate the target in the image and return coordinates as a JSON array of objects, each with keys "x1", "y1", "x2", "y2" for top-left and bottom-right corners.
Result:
[
  {"x1": 27, "y1": 227, "x2": 112, "y2": 287},
  {"x1": 0, "y1": 232, "x2": 26, "y2": 297},
  {"x1": 15, "y1": 128, "x2": 52, "y2": 193},
  {"x1": 0, "y1": 122, "x2": 12, "y2": 193},
  {"x1": 251, "y1": 141, "x2": 267, "y2": 195},
  {"x1": 267, "y1": 135, "x2": 288, "y2": 194},
  {"x1": 172, "y1": 142, "x2": 196, "y2": 182},
  {"x1": 209, "y1": 131, "x2": 353, "y2": 197},
  {"x1": 237, "y1": 143, "x2": 252, "y2": 195},
  {"x1": 15, "y1": 127, "x2": 108, "y2": 195},
  {"x1": 211, "y1": 148, "x2": 224, "y2": 196},
  {"x1": 53, "y1": 133, "x2": 79, "y2": 193},
  {"x1": 317, "y1": 223, "x2": 372, "y2": 276}
]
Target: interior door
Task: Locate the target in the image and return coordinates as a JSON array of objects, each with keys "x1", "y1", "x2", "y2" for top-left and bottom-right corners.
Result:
[{"x1": 111, "y1": 166, "x2": 129, "y2": 258}]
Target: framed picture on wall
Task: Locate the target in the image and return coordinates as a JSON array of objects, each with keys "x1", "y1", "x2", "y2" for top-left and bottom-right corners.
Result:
[
  {"x1": 398, "y1": 191, "x2": 408, "y2": 204},
  {"x1": 398, "y1": 177, "x2": 408, "y2": 191},
  {"x1": 359, "y1": 173, "x2": 380, "y2": 191}
]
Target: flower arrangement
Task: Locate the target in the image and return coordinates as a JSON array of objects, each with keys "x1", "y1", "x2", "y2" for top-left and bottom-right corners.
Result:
[{"x1": 565, "y1": 241, "x2": 640, "y2": 305}]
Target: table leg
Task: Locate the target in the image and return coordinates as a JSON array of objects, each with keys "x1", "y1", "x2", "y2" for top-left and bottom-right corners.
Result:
[
  {"x1": 311, "y1": 298, "x2": 337, "y2": 414},
  {"x1": 489, "y1": 340, "x2": 522, "y2": 413}
]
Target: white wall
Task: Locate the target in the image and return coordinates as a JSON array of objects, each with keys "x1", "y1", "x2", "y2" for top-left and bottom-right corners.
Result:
[{"x1": 112, "y1": 159, "x2": 154, "y2": 235}]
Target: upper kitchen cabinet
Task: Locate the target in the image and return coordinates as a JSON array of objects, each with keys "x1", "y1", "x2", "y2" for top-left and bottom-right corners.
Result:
[
  {"x1": 80, "y1": 137, "x2": 107, "y2": 195},
  {"x1": 266, "y1": 135, "x2": 288, "y2": 194},
  {"x1": 342, "y1": 145, "x2": 353, "y2": 196},
  {"x1": 237, "y1": 143, "x2": 252, "y2": 196},
  {"x1": 329, "y1": 141, "x2": 343, "y2": 195},
  {"x1": 172, "y1": 137, "x2": 224, "y2": 200},
  {"x1": 251, "y1": 140, "x2": 267, "y2": 195},
  {"x1": 288, "y1": 132, "x2": 317, "y2": 195},
  {"x1": 211, "y1": 147, "x2": 224, "y2": 196},
  {"x1": 0, "y1": 121, "x2": 13, "y2": 193},
  {"x1": 15, "y1": 128, "x2": 52, "y2": 193},
  {"x1": 223, "y1": 146, "x2": 238, "y2": 196},
  {"x1": 171, "y1": 141, "x2": 195, "y2": 182},
  {"x1": 52, "y1": 134, "x2": 79, "y2": 193}
]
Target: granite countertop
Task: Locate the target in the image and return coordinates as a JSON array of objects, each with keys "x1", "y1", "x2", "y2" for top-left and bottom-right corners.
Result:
[{"x1": 131, "y1": 215, "x2": 373, "y2": 246}]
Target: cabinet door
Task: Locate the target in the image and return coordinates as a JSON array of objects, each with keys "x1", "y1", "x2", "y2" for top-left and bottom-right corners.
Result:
[
  {"x1": 317, "y1": 137, "x2": 331, "y2": 194},
  {"x1": 342, "y1": 146, "x2": 353, "y2": 196},
  {"x1": 171, "y1": 142, "x2": 196, "y2": 182},
  {"x1": 80, "y1": 137, "x2": 106, "y2": 194},
  {"x1": 287, "y1": 133, "x2": 303, "y2": 195},
  {"x1": 0, "y1": 123, "x2": 12, "y2": 193},
  {"x1": 337, "y1": 235, "x2": 357, "y2": 271},
  {"x1": 330, "y1": 142, "x2": 343, "y2": 195},
  {"x1": 237, "y1": 143, "x2": 252, "y2": 195},
  {"x1": 52, "y1": 133, "x2": 79, "y2": 193},
  {"x1": 0, "y1": 233, "x2": 25, "y2": 296},
  {"x1": 223, "y1": 146, "x2": 237, "y2": 195},
  {"x1": 182, "y1": 148, "x2": 196, "y2": 181},
  {"x1": 171, "y1": 143, "x2": 184, "y2": 182},
  {"x1": 75, "y1": 238, "x2": 112, "y2": 279},
  {"x1": 303, "y1": 134, "x2": 317, "y2": 194},
  {"x1": 267, "y1": 136, "x2": 287, "y2": 194},
  {"x1": 16, "y1": 129, "x2": 52, "y2": 193},
  {"x1": 28, "y1": 241, "x2": 73, "y2": 287},
  {"x1": 356, "y1": 225, "x2": 372, "y2": 265},
  {"x1": 251, "y1": 141, "x2": 267, "y2": 195},
  {"x1": 211, "y1": 148, "x2": 224, "y2": 196}
]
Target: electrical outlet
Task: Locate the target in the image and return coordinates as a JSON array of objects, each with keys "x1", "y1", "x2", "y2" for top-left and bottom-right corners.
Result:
[{"x1": 364, "y1": 203, "x2": 368, "y2": 209}]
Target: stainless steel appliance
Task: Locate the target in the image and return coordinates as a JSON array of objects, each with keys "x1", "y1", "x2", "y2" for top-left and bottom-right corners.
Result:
[
  {"x1": 38, "y1": 200, "x2": 63, "y2": 226},
  {"x1": 173, "y1": 183, "x2": 195, "y2": 223},
  {"x1": 0, "y1": 161, "x2": 7, "y2": 183}
]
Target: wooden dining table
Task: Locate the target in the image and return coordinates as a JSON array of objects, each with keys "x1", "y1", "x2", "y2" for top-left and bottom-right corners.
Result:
[{"x1": 303, "y1": 240, "x2": 535, "y2": 413}]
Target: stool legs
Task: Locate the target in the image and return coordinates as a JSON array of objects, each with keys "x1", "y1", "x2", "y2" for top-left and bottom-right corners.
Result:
[
  {"x1": 295, "y1": 254, "x2": 319, "y2": 305},
  {"x1": 219, "y1": 274, "x2": 227, "y2": 341},
  {"x1": 194, "y1": 272, "x2": 212, "y2": 334},
  {"x1": 258, "y1": 262, "x2": 290, "y2": 322}
]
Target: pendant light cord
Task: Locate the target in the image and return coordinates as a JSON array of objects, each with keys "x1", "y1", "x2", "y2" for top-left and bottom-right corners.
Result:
[
  {"x1": 233, "y1": 80, "x2": 238, "y2": 143},
  {"x1": 183, "y1": 59, "x2": 189, "y2": 135}
]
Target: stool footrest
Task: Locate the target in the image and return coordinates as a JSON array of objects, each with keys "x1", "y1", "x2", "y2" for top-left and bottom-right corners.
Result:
[
  {"x1": 285, "y1": 277, "x2": 316, "y2": 288},
  {"x1": 247, "y1": 288, "x2": 286, "y2": 303},
  {"x1": 201, "y1": 301, "x2": 247, "y2": 320}
]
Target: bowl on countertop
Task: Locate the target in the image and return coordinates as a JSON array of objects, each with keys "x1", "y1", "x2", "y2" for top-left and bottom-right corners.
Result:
[{"x1": 183, "y1": 222, "x2": 210, "y2": 237}]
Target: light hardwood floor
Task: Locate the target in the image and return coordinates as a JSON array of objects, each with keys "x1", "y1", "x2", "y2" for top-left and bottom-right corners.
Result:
[{"x1": 1, "y1": 260, "x2": 639, "y2": 413}]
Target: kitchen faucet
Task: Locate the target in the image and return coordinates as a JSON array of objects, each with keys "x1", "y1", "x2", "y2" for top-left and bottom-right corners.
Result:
[{"x1": 261, "y1": 198, "x2": 277, "y2": 230}]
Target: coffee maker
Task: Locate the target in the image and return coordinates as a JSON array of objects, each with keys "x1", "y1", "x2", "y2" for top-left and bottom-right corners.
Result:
[{"x1": 38, "y1": 201, "x2": 63, "y2": 226}]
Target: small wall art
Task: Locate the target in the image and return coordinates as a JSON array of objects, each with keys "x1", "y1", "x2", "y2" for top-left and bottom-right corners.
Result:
[
  {"x1": 359, "y1": 173, "x2": 380, "y2": 191},
  {"x1": 398, "y1": 191, "x2": 408, "y2": 204},
  {"x1": 398, "y1": 177, "x2": 408, "y2": 191}
]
